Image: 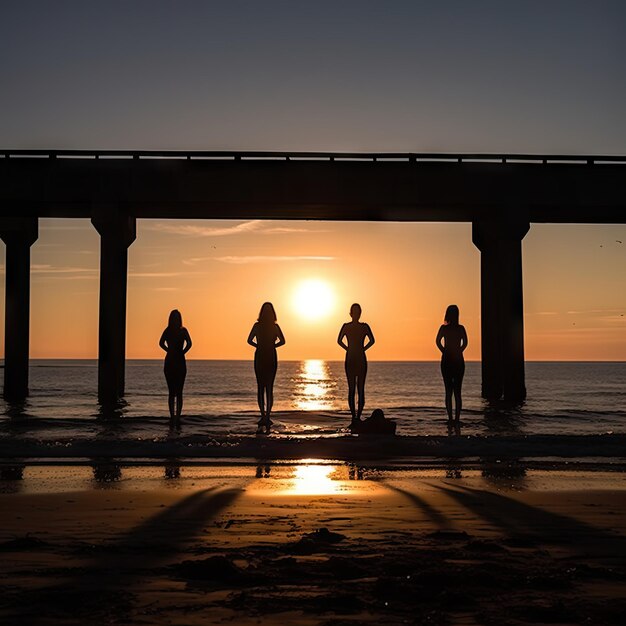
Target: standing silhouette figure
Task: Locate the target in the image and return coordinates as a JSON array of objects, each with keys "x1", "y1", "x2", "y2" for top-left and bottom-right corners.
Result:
[
  {"x1": 247, "y1": 302, "x2": 286, "y2": 433},
  {"x1": 436, "y1": 304, "x2": 468, "y2": 422},
  {"x1": 159, "y1": 309, "x2": 192, "y2": 431},
  {"x1": 337, "y1": 303, "x2": 375, "y2": 425}
]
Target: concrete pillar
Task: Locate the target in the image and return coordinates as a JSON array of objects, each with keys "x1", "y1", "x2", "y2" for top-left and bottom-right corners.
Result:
[
  {"x1": 0, "y1": 218, "x2": 38, "y2": 402},
  {"x1": 92, "y1": 211, "x2": 136, "y2": 403},
  {"x1": 472, "y1": 219, "x2": 530, "y2": 403}
]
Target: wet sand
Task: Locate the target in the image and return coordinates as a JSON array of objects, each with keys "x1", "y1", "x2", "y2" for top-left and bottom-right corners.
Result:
[
  {"x1": 1, "y1": 464, "x2": 626, "y2": 625},
  {"x1": 2, "y1": 429, "x2": 626, "y2": 461}
]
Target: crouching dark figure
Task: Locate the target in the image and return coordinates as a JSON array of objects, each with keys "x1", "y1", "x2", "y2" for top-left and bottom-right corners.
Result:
[{"x1": 350, "y1": 408, "x2": 396, "y2": 435}]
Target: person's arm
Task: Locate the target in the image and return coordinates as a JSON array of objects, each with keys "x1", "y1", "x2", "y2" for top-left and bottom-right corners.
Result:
[
  {"x1": 159, "y1": 330, "x2": 168, "y2": 352},
  {"x1": 460, "y1": 326, "x2": 468, "y2": 352},
  {"x1": 182, "y1": 328, "x2": 193, "y2": 354},
  {"x1": 337, "y1": 324, "x2": 348, "y2": 350},
  {"x1": 363, "y1": 324, "x2": 375, "y2": 351},
  {"x1": 247, "y1": 323, "x2": 258, "y2": 347},
  {"x1": 275, "y1": 325, "x2": 286, "y2": 348},
  {"x1": 435, "y1": 326, "x2": 445, "y2": 353}
]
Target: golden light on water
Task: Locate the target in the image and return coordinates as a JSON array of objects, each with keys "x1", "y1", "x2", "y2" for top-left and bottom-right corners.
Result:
[
  {"x1": 250, "y1": 461, "x2": 366, "y2": 496},
  {"x1": 294, "y1": 359, "x2": 334, "y2": 411},
  {"x1": 288, "y1": 462, "x2": 341, "y2": 495},
  {"x1": 291, "y1": 279, "x2": 335, "y2": 321}
]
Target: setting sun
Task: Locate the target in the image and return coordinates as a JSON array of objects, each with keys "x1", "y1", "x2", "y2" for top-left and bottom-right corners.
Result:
[{"x1": 291, "y1": 279, "x2": 335, "y2": 322}]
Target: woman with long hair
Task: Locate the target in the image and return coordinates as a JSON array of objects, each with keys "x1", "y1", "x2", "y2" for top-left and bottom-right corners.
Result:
[
  {"x1": 436, "y1": 304, "x2": 468, "y2": 422},
  {"x1": 247, "y1": 302, "x2": 286, "y2": 432},
  {"x1": 337, "y1": 303, "x2": 375, "y2": 426},
  {"x1": 159, "y1": 309, "x2": 192, "y2": 430}
]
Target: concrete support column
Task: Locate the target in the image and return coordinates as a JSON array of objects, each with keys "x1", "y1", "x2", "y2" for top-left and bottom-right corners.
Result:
[
  {"x1": 472, "y1": 219, "x2": 530, "y2": 403},
  {"x1": 0, "y1": 218, "x2": 38, "y2": 402},
  {"x1": 92, "y1": 210, "x2": 136, "y2": 404}
]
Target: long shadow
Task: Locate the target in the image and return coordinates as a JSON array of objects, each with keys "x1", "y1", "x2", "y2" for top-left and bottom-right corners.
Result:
[
  {"x1": 102, "y1": 485, "x2": 243, "y2": 565},
  {"x1": 435, "y1": 484, "x2": 626, "y2": 554},
  {"x1": 7, "y1": 485, "x2": 243, "y2": 623},
  {"x1": 383, "y1": 483, "x2": 452, "y2": 529}
]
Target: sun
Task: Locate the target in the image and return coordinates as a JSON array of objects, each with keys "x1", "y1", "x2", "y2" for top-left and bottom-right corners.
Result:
[{"x1": 292, "y1": 279, "x2": 335, "y2": 321}]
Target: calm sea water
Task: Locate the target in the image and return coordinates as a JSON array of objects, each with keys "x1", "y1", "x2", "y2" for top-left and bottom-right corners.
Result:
[{"x1": 0, "y1": 360, "x2": 625, "y2": 439}]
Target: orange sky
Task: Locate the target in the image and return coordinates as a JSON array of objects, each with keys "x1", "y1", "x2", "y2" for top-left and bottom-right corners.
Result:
[{"x1": 1, "y1": 219, "x2": 625, "y2": 361}]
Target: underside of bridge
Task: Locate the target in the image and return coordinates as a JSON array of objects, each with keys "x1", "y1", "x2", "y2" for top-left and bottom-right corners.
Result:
[{"x1": 1, "y1": 151, "x2": 625, "y2": 405}]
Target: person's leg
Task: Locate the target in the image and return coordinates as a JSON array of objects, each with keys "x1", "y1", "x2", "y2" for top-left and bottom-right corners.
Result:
[
  {"x1": 441, "y1": 360, "x2": 454, "y2": 421},
  {"x1": 356, "y1": 362, "x2": 367, "y2": 420},
  {"x1": 345, "y1": 361, "x2": 357, "y2": 422},
  {"x1": 168, "y1": 392, "x2": 175, "y2": 421},
  {"x1": 174, "y1": 394, "x2": 183, "y2": 431},
  {"x1": 176, "y1": 369, "x2": 186, "y2": 420},
  {"x1": 347, "y1": 377, "x2": 357, "y2": 421},
  {"x1": 266, "y1": 386, "x2": 274, "y2": 422},
  {"x1": 263, "y1": 390, "x2": 272, "y2": 432},
  {"x1": 257, "y1": 383, "x2": 266, "y2": 424},
  {"x1": 356, "y1": 377, "x2": 366, "y2": 420},
  {"x1": 266, "y1": 368, "x2": 276, "y2": 426},
  {"x1": 453, "y1": 366, "x2": 464, "y2": 421},
  {"x1": 443, "y1": 379, "x2": 453, "y2": 421},
  {"x1": 255, "y1": 356, "x2": 266, "y2": 427},
  {"x1": 166, "y1": 370, "x2": 176, "y2": 422}
]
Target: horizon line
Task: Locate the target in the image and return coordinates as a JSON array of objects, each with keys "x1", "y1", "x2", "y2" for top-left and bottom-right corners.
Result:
[{"x1": 17, "y1": 358, "x2": 626, "y2": 364}]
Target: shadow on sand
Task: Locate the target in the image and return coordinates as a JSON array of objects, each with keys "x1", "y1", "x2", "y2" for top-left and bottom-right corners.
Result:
[{"x1": 5, "y1": 486, "x2": 243, "y2": 624}]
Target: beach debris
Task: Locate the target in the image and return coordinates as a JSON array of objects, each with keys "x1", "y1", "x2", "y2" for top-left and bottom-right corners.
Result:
[
  {"x1": 464, "y1": 539, "x2": 508, "y2": 553},
  {"x1": 512, "y1": 600, "x2": 576, "y2": 623},
  {"x1": 426, "y1": 530, "x2": 469, "y2": 541},
  {"x1": 503, "y1": 533, "x2": 538, "y2": 548},
  {"x1": 171, "y1": 555, "x2": 262, "y2": 586},
  {"x1": 284, "y1": 527, "x2": 346, "y2": 554},
  {"x1": 0, "y1": 534, "x2": 50, "y2": 552},
  {"x1": 320, "y1": 555, "x2": 369, "y2": 579}
]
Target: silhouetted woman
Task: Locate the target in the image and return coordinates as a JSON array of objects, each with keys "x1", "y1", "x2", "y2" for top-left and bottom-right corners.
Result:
[
  {"x1": 436, "y1": 304, "x2": 468, "y2": 422},
  {"x1": 247, "y1": 302, "x2": 286, "y2": 432},
  {"x1": 159, "y1": 309, "x2": 192, "y2": 430},
  {"x1": 337, "y1": 303, "x2": 375, "y2": 425}
]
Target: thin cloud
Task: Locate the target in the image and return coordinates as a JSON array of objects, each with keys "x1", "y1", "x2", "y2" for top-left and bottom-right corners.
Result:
[
  {"x1": 147, "y1": 221, "x2": 263, "y2": 237},
  {"x1": 566, "y1": 309, "x2": 625, "y2": 315},
  {"x1": 264, "y1": 225, "x2": 327, "y2": 234},
  {"x1": 213, "y1": 255, "x2": 335, "y2": 264},
  {"x1": 1, "y1": 264, "x2": 100, "y2": 280},
  {"x1": 147, "y1": 220, "x2": 326, "y2": 237},
  {"x1": 40, "y1": 224, "x2": 93, "y2": 232},
  {"x1": 31, "y1": 264, "x2": 96, "y2": 273},
  {"x1": 599, "y1": 314, "x2": 626, "y2": 323},
  {"x1": 128, "y1": 271, "x2": 186, "y2": 278},
  {"x1": 1, "y1": 265, "x2": 184, "y2": 279}
]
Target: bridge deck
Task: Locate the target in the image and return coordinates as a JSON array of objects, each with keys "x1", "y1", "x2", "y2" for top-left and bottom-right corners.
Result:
[{"x1": 1, "y1": 151, "x2": 625, "y2": 223}]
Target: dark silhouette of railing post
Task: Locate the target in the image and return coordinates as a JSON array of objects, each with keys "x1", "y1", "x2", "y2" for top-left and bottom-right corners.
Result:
[
  {"x1": 472, "y1": 219, "x2": 530, "y2": 403},
  {"x1": 0, "y1": 218, "x2": 38, "y2": 401},
  {"x1": 91, "y1": 211, "x2": 136, "y2": 404}
]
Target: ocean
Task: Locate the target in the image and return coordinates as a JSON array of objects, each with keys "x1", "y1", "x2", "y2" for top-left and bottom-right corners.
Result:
[{"x1": 1, "y1": 360, "x2": 624, "y2": 440}]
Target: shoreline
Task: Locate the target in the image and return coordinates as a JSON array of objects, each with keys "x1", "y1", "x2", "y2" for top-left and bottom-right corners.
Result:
[{"x1": 2, "y1": 432, "x2": 626, "y2": 462}]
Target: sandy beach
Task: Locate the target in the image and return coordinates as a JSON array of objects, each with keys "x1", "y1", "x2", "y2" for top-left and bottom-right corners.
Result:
[{"x1": 1, "y1": 464, "x2": 626, "y2": 625}]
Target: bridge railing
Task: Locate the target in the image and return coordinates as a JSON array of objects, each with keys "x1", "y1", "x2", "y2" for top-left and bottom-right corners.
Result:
[{"x1": 1, "y1": 149, "x2": 625, "y2": 165}]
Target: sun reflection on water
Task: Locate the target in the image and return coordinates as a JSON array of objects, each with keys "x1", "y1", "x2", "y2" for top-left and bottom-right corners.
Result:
[
  {"x1": 293, "y1": 359, "x2": 335, "y2": 411},
  {"x1": 288, "y1": 461, "x2": 341, "y2": 495}
]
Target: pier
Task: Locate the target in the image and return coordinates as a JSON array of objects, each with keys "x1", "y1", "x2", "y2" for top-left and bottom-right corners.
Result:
[{"x1": 1, "y1": 150, "x2": 625, "y2": 404}]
